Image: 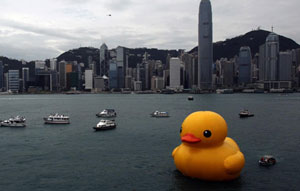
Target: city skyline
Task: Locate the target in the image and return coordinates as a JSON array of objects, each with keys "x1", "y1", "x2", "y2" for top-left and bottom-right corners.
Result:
[{"x1": 0, "y1": 0, "x2": 300, "y2": 61}]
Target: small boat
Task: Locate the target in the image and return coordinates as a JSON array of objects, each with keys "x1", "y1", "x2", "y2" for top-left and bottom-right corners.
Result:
[
  {"x1": 259, "y1": 155, "x2": 276, "y2": 166},
  {"x1": 188, "y1": 96, "x2": 194, "y2": 101},
  {"x1": 96, "y1": 109, "x2": 117, "y2": 118},
  {"x1": 1, "y1": 120, "x2": 26, "y2": 127},
  {"x1": 44, "y1": 113, "x2": 70, "y2": 124},
  {"x1": 93, "y1": 120, "x2": 116, "y2": 131},
  {"x1": 151, "y1": 111, "x2": 170, "y2": 118},
  {"x1": 239, "y1": 110, "x2": 254, "y2": 118}
]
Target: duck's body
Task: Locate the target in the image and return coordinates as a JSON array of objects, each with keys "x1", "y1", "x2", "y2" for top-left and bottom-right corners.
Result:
[
  {"x1": 172, "y1": 111, "x2": 245, "y2": 181},
  {"x1": 173, "y1": 137, "x2": 244, "y2": 181}
]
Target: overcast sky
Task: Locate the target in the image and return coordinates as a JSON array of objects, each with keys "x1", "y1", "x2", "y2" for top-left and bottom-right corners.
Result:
[{"x1": 0, "y1": 0, "x2": 299, "y2": 61}]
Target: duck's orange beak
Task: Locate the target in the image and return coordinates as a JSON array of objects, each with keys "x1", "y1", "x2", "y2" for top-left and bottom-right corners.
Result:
[{"x1": 181, "y1": 133, "x2": 201, "y2": 143}]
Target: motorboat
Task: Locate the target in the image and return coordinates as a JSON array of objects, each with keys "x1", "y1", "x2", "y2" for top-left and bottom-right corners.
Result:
[
  {"x1": 259, "y1": 155, "x2": 276, "y2": 166},
  {"x1": 93, "y1": 120, "x2": 116, "y2": 131},
  {"x1": 96, "y1": 109, "x2": 117, "y2": 118},
  {"x1": 151, "y1": 111, "x2": 170, "y2": 118},
  {"x1": 188, "y1": 96, "x2": 194, "y2": 101},
  {"x1": 1, "y1": 120, "x2": 26, "y2": 127},
  {"x1": 239, "y1": 110, "x2": 254, "y2": 118},
  {"x1": 44, "y1": 113, "x2": 70, "y2": 124}
]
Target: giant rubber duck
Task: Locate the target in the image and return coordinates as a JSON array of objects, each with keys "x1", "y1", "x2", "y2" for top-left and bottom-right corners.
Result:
[{"x1": 172, "y1": 111, "x2": 245, "y2": 181}]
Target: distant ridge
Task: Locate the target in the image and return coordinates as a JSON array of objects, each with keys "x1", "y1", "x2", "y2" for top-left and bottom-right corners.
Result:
[
  {"x1": 1, "y1": 30, "x2": 299, "y2": 68},
  {"x1": 189, "y1": 29, "x2": 300, "y2": 61}
]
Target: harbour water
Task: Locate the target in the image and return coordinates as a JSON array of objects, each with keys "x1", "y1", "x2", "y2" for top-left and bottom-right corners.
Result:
[{"x1": 0, "y1": 93, "x2": 300, "y2": 190}]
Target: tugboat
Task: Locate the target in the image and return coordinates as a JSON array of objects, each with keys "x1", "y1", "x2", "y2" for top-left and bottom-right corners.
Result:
[
  {"x1": 151, "y1": 111, "x2": 170, "y2": 118},
  {"x1": 44, "y1": 113, "x2": 70, "y2": 124},
  {"x1": 93, "y1": 120, "x2": 116, "y2": 131},
  {"x1": 259, "y1": 155, "x2": 276, "y2": 166},
  {"x1": 239, "y1": 109, "x2": 254, "y2": 118},
  {"x1": 96, "y1": 109, "x2": 117, "y2": 118},
  {"x1": 1, "y1": 120, "x2": 26, "y2": 127}
]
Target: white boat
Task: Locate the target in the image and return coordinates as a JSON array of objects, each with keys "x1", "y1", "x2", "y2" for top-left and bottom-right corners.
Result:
[
  {"x1": 93, "y1": 120, "x2": 116, "y2": 131},
  {"x1": 96, "y1": 109, "x2": 117, "y2": 118},
  {"x1": 1, "y1": 120, "x2": 26, "y2": 127},
  {"x1": 44, "y1": 113, "x2": 70, "y2": 124},
  {"x1": 151, "y1": 111, "x2": 170, "y2": 118}
]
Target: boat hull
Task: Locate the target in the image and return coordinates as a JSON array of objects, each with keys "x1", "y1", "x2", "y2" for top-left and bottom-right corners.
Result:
[
  {"x1": 239, "y1": 114, "x2": 254, "y2": 118},
  {"x1": 93, "y1": 125, "x2": 116, "y2": 131}
]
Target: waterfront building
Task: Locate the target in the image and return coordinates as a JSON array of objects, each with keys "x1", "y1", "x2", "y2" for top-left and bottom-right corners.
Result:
[
  {"x1": 100, "y1": 43, "x2": 109, "y2": 77},
  {"x1": 35, "y1": 61, "x2": 46, "y2": 76},
  {"x1": 258, "y1": 44, "x2": 266, "y2": 81},
  {"x1": 169, "y1": 58, "x2": 181, "y2": 90},
  {"x1": 133, "y1": 81, "x2": 142, "y2": 91},
  {"x1": 50, "y1": 59, "x2": 57, "y2": 71},
  {"x1": 94, "y1": 76, "x2": 105, "y2": 92},
  {"x1": 8, "y1": 70, "x2": 20, "y2": 93},
  {"x1": 238, "y1": 47, "x2": 252, "y2": 85},
  {"x1": 198, "y1": 0, "x2": 213, "y2": 90},
  {"x1": 66, "y1": 72, "x2": 79, "y2": 90},
  {"x1": 66, "y1": 63, "x2": 73, "y2": 73},
  {"x1": 217, "y1": 58, "x2": 235, "y2": 88},
  {"x1": 279, "y1": 51, "x2": 292, "y2": 81},
  {"x1": 59, "y1": 61, "x2": 67, "y2": 90},
  {"x1": 151, "y1": 76, "x2": 164, "y2": 91},
  {"x1": 116, "y1": 46, "x2": 127, "y2": 89},
  {"x1": 109, "y1": 60, "x2": 118, "y2": 90},
  {"x1": 265, "y1": 32, "x2": 279, "y2": 81},
  {"x1": 85, "y1": 70, "x2": 93, "y2": 90},
  {"x1": 0, "y1": 61, "x2": 3, "y2": 91},
  {"x1": 22, "y1": 68, "x2": 30, "y2": 92}
]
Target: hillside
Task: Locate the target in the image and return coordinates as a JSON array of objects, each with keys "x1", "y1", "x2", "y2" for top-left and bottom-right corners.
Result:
[{"x1": 189, "y1": 29, "x2": 300, "y2": 61}]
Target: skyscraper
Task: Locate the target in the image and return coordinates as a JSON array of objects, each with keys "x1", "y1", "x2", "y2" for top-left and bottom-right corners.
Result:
[
  {"x1": 265, "y1": 32, "x2": 279, "y2": 81},
  {"x1": 238, "y1": 47, "x2": 252, "y2": 84},
  {"x1": 0, "y1": 61, "x2": 3, "y2": 91},
  {"x1": 198, "y1": 0, "x2": 213, "y2": 90},
  {"x1": 99, "y1": 43, "x2": 109, "y2": 77}
]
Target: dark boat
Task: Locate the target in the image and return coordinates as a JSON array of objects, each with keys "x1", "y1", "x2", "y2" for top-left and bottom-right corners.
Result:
[
  {"x1": 188, "y1": 96, "x2": 194, "y2": 101},
  {"x1": 259, "y1": 155, "x2": 276, "y2": 166},
  {"x1": 239, "y1": 110, "x2": 254, "y2": 118}
]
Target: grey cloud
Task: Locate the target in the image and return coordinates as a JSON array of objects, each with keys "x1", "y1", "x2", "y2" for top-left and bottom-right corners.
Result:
[
  {"x1": 0, "y1": 19, "x2": 78, "y2": 40},
  {"x1": 104, "y1": 0, "x2": 133, "y2": 11}
]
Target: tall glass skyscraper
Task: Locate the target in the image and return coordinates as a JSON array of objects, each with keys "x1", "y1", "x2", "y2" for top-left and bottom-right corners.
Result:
[
  {"x1": 238, "y1": 47, "x2": 252, "y2": 84},
  {"x1": 198, "y1": 0, "x2": 213, "y2": 90},
  {"x1": 265, "y1": 32, "x2": 279, "y2": 81},
  {"x1": 8, "y1": 70, "x2": 20, "y2": 93},
  {"x1": 99, "y1": 43, "x2": 109, "y2": 77},
  {"x1": 0, "y1": 61, "x2": 3, "y2": 90}
]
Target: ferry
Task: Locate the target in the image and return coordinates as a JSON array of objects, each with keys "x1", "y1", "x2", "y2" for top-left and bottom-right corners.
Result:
[
  {"x1": 96, "y1": 109, "x2": 117, "y2": 118},
  {"x1": 93, "y1": 120, "x2": 116, "y2": 131},
  {"x1": 44, "y1": 114, "x2": 70, "y2": 124},
  {"x1": 151, "y1": 111, "x2": 170, "y2": 118}
]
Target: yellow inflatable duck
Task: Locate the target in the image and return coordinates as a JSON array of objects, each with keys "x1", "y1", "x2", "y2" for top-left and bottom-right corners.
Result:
[{"x1": 172, "y1": 111, "x2": 245, "y2": 181}]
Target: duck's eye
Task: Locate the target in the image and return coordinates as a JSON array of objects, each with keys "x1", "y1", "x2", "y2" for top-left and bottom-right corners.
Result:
[
  {"x1": 180, "y1": 126, "x2": 182, "y2": 133},
  {"x1": 203, "y1": 130, "x2": 212, "y2": 138}
]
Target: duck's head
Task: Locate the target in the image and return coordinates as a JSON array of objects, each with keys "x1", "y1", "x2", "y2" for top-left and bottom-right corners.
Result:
[{"x1": 180, "y1": 111, "x2": 227, "y2": 147}]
